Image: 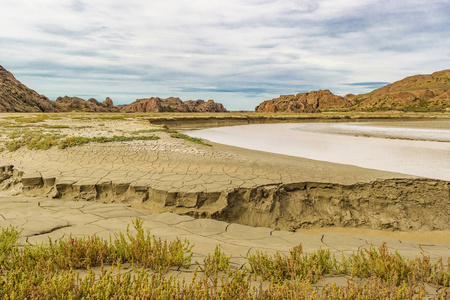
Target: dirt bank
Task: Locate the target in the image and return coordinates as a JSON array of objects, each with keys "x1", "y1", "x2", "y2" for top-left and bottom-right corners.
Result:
[
  {"x1": 1, "y1": 165, "x2": 448, "y2": 232},
  {"x1": 147, "y1": 113, "x2": 450, "y2": 129}
]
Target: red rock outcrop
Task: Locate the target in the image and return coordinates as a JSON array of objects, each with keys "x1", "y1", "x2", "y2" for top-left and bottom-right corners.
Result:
[
  {"x1": 256, "y1": 70, "x2": 450, "y2": 113},
  {"x1": 122, "y1": 97, "x2": 227, "y2": 113},
  {"x1": 184, "y1": 99, "x2": 227, "y2": 112},
  {"x1": 255, "y1": 90, "x2": 352, "y2": 113},
  {"x1": 55, "y1": 96, "x2": 119, "y2": 112},
  {"x1": 0, "y1": 65, "x2": 59, "y2": 112}
]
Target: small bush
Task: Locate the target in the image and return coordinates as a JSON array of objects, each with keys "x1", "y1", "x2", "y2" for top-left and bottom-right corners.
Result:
[
  {"x1": 248, "y1": 244, "x2": 342, "y2": 283},
  {"x1": 0, "y1": 225, "x2": 21, "y2": 267},
  {"x1": 5, "y1": 140, "x2": 22, "y2": 151},
  {"x1": 109, "y1": 218, "x2": 193, "y2": 272},
  {"x1": 48, "y1": 235, "x2": 109, "y2": 269},
  {"x1": 200, "y1": 245, "x2": 232, "y2": 277}
]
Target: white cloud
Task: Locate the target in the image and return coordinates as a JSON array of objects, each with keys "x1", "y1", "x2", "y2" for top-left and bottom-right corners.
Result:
[{"x1": 1, "y1": 0, "x2": 449, "y2": 110}]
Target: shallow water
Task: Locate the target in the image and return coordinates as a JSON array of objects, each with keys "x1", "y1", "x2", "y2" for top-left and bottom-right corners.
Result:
[{"x1": 186, "y1": 121, "x2": 450, "y2": 181}]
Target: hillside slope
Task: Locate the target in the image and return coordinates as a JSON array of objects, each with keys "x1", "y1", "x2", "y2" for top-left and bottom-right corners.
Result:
[
  {"x1": 348, "y1": 69, "x2": 450, "y2": 111},
  {"x1": 255, "y1": 70, "x2": 450, "y2": 113},
  {"x1": 0, "y1": 66, "x2": 59, "y2": 112}
]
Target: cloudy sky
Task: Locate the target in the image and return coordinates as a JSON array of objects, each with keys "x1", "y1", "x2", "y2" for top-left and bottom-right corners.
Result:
[{"x1": 1, "y1": 0, "x2": 449, "y2": 110}]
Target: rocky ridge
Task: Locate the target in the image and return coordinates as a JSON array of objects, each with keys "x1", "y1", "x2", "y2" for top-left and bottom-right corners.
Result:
[
  {"x1": 0, "y1": 66, "x2": 59, "y2": 112},
  {"x1": 120, "y1": 97, "x2": 227, "y2": 113},
  {"x1": 256, "y1": 70, "x2": 450, "y2": 113},
  {"x1": 255, "y1": 89, "x2": 352, "y2": 113},
  {"x1": 55, "y1": 96, "x2": 119, "y2": 112},
  {"x1": 0, "y1": 65, "x2": 227, "y2": 113},
  {"x1": 349, "y1": 69, "x2": 450, "y2": 111}
]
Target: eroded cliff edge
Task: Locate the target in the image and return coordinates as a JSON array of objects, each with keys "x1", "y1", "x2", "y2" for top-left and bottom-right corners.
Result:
[{"x1": 1, "y1": 164, "x2": 448, "y2": 232}]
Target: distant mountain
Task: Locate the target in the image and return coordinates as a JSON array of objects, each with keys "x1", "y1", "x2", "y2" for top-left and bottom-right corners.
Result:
[
  {"x1": 255, "y1": 70, "x2": 450, "y2": 113},
  {"x1": 0, "y1": 65, "x2": 59, "y2": 112},
  {"x1": 255, "y1": 89, "x2": 352, "y2": 113},
  {"x1": 121, "y1": 97, "x2": 227, "y2": 113}
]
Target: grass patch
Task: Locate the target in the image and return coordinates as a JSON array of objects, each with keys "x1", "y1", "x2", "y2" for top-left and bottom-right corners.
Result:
[
  {"x1": 42, "y1": 125, "x2": 70, "y2": 129},
  {"x1": 58, "y1": 135, "x2": 160, "y2": 149},
  {"x1": 4, "y1": 116, "x2": 47, "y2": 123},
  {"x1": 170, "y1": 132, "x2": 212, "y2": 146},
  {"x1": 3, "y1": 129, "x2": 159, "y2": 151},
  {"x1": 5, "y1": 131, "x2": 66, "y2": 151},
  {"x1": 131, "y1": 128, "x2": 176, "y2": 135}
]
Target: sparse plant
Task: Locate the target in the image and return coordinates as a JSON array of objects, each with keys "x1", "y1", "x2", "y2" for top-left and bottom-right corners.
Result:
[
  {"x1": 109, "y1": 218, "x2": 193, "y2": 272},
  {"x1": 247, "y1": 244, "x2": 342, "y2": 283},
  {"x1": 170, "y1": 132, "x2": 212, "y2": 146},
  {"x1": 200, "y1": 245, "x2": 232, "y2": 277},
  {"x1": 48, "y1": 235, "x2": 109, "y2": 269},
  {"x1": 0, "y1": 223, "x2": 449, "y2": 299},
  {"x1": 0, "y1": 225, "x2": 21, "y2": 268}
]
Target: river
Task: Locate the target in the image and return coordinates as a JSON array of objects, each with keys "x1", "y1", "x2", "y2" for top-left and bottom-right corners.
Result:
[{"x1": 186, "y1": 120, "x2": 450, "y2": 181}]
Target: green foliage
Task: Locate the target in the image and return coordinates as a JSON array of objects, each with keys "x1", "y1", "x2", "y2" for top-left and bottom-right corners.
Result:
[
  {"x1": 131, "y1": 128, "x2": 176, "y2": 135},
  {"x1": 48, "y1": 235, "x2": 109, "y2": 269},
  {"x1": 200, "y1": 245, "x2": 232, "y2": 277},
  {"x1": 58, "y1": 135, "x2": 160, "y2": 149},
  {"x1": 58, "y1": 136, "x2": 91, "y2": 149},
  {"x1": 248, "y1": 244, "x2": 342, "y2": 283},
  {"x1": 109, "y1": 218, "x2": 193, "y2": 272},
  {"x1": 1, "y1": 223, "x2": 449, "y2": 299},
  {"x1": 348, "y1": 242, "x2": 413, "y2": 285},
  {"x1": 170, "y1": 132, "x2": 212, "y2": 146},
  {"x1": 0, "y1": 225, "x2": 21, "y2": 267},
  {"x1": 5, "y1": 116, "x2": 47, "y2": 123},
  {"x1": 5, "y1": 140, "x2": 22, "y2": 151}
]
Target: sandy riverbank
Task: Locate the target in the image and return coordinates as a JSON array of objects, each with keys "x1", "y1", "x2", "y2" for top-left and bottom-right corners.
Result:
[{"x1": 0, "y1": 113, "x2": 449, "y2": 243}]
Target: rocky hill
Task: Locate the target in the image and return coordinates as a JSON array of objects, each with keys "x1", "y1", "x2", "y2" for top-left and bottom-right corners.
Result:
[
  {"x1": 255, "y1": 89, "x2": 352, "y2": 113},
  {"x1": 0, "y1": 65, "x2": 59, "y2": 112},
  {"x1": 256, "y1": 70, "x2": 450, "y2": 113},
  {"x1": 121, "y1": 97, "x2": 227, "y2": 113},
  {"x1": 348, "y1": 69, "x2": 450, "y2": 112},
  {"x1": 1, "y1": 65, "x2": 228, "y2": 113},
  {"x1": 55, "y1": 96, "x2": 119, "y2": 112}
]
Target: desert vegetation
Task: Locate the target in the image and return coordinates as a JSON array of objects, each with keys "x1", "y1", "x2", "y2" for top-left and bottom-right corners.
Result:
[
  {"x1": 0, "y1": 113, "x2": 215, "y2": 151},
  {"x1": 0, "y1": 219, "x2": 449, "y2": 299}
]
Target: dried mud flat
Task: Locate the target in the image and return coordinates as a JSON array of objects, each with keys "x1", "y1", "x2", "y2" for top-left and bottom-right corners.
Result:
[{"x1": 0, "y1": 113, "x2": 449, "y2": 246}]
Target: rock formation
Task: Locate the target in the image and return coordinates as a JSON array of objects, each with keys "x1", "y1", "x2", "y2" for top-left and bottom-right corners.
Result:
[
  {"x1": 255, "y1": 89, "x2": 352, "y2": 113},
  {"x1": 0, "y1": 65, "x2": 59, "y2": 112},
  {"x1": 0, "y1": 65, "x2": 119, "y2": 113},
  {"x1": 55, "y1": 96, "x2": 119, "y2": 112},
  {"x1": 256, "y1": 70, "x2": 450, "y2": 113},
  {"x1": 348, "y1": 69, "x2": 450, "y2": 111},
  {"x1": 121, "y1": 97, "x2": 227, "y2": 113},
  {"x1": 184, "y1": 99, "x2": 227, "y2": 112}
]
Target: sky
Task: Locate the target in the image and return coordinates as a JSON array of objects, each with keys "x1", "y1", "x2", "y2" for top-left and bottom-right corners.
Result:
[{"x1": 1, "y1": 0, "x2": 449, "y2": 110}]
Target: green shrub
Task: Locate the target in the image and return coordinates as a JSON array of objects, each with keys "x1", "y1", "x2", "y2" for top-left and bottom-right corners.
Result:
[
  {"x1": 109, "y1": 218, "x2": 193, "y2": 272},
  {"x1": 200, "y1": 245, "x2": 232, "y2": 277},
  {"x1": 248, "y1": 244, "x2": 342, "y2": 283},
  {"x1": 0, "y1": 225, "x2": 21, "y2": 268},
  {"x1": 48, "y1": 235, "x2": 109, "y2": 269}
]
